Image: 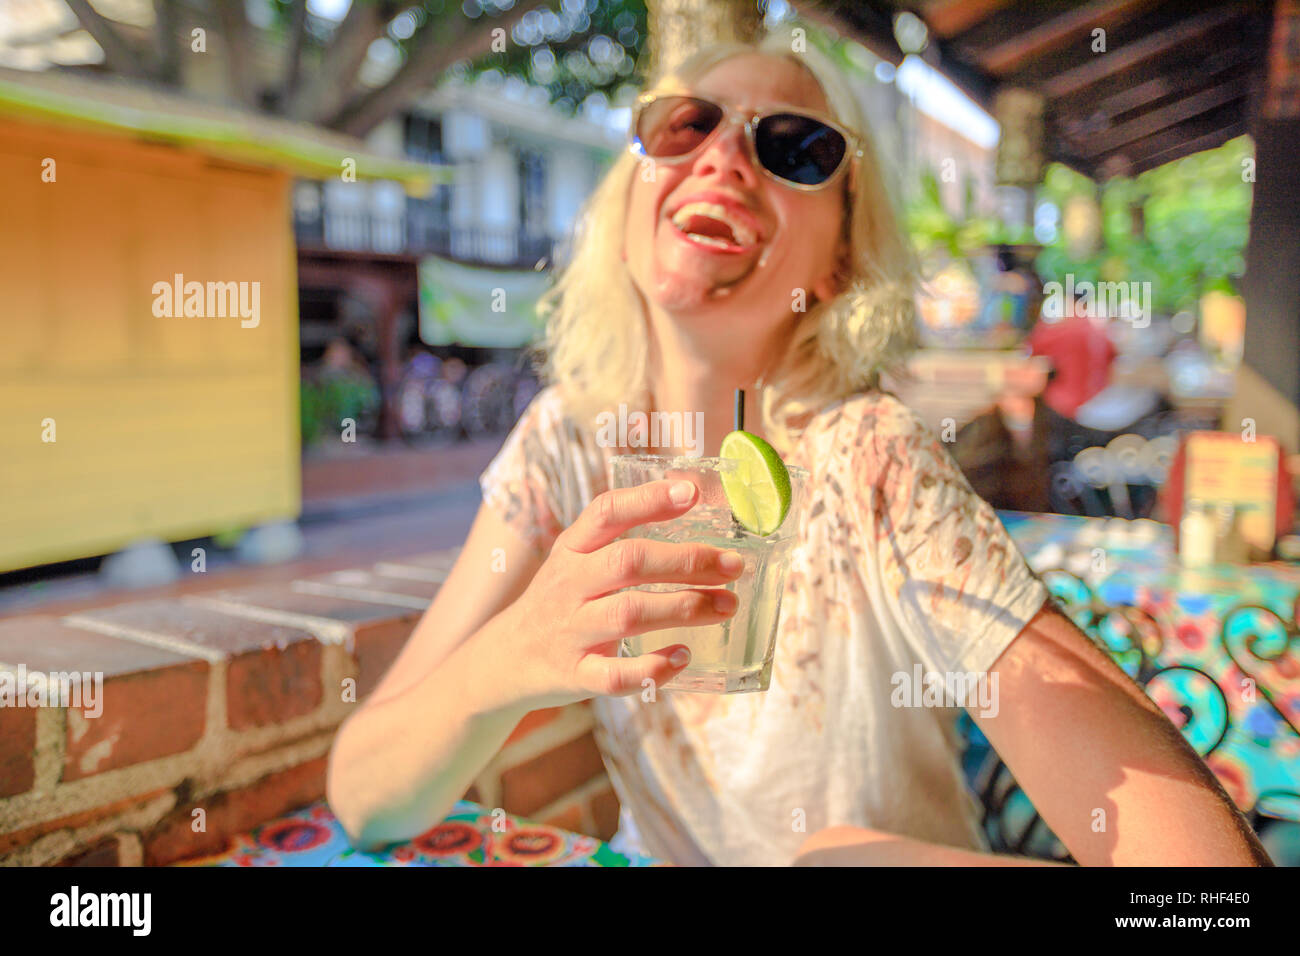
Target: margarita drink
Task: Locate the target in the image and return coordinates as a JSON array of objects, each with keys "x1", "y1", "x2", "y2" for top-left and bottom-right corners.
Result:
[{"x1": 609, "y1": 454, "x2": 807, "y2": 693}]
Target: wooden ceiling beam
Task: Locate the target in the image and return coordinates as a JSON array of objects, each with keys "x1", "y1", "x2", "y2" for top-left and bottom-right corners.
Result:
[
  {"x1": 1119, "y1": 120, "x2": 1249, "y2": 176},
  {"x1": 1076, "y1": 77, "x2": 1250, "y2": 156},
  {"x1": 1094, "y1": 112, "x2": 1245, "y2": 168},
  {"x1": 1042, "y1": 4, "x2": 1248, "y2": 99},
  {"x1": 1081, "y1": 47, "x2": 1251, "y2": 123},
  {"x1": 814, "y1": 0, "x2": 998, "y2": 106},
  {"x1": 1056, "y1": 56, "x2": 1251, "y2": 144},
  {"x1": 975, "y1": 0, "x2": 1157, "y2": 76},
  {"x1": 920, "y1": 0, "x2": 1017, "y2": 39}
]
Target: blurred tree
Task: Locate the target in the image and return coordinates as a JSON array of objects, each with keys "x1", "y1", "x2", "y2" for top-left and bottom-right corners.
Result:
[
  {"x1": 1034, "y1": 137, "x2": 1253, "y2": 315},
  {"x1": 61, "y1": 0, "x2": 651, "y2": 135},
  {"x1": 486, "y1": 0, "x2": 649, "y2": 112}
]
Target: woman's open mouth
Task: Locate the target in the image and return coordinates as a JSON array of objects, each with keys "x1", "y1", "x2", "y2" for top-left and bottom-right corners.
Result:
[{"x1": 669, "y1": 201, "x2": 760, "y2": 253}]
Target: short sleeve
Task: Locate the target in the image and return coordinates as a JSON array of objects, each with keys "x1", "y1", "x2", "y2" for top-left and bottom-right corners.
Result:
[
  {"x1": 852, "y1": 396, "x2": 1051, "y2": 675},
  {"x1": 478, "y1": 387, "x2": 568, "y2": 556}
]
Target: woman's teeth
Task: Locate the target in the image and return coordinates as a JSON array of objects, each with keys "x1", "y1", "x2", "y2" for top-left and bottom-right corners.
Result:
[
  {"x1": 684, "y1": 232, "x2": 736, "y2": 249},
  {"x1": 670, "y1": 202, "x2": 757, "y2": 247}
]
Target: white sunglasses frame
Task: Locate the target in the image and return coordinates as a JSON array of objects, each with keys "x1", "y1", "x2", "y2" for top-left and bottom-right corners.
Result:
[{"x1": 628, "y1": 92, "x2": 864, "y2": 192}]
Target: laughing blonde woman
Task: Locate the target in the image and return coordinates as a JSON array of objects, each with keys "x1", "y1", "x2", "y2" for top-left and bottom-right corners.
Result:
[{"x1": 327, "y1": 37, "x2": 1270, "y2": 867}]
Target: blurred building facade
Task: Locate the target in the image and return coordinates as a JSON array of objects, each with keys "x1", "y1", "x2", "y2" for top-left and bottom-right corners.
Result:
[
  {"x1": 290, "y1": 76, "x2": 624, "y2": 441},
  {"x1": 292, "y1": 76, "x2": 620, "y2": 270}
]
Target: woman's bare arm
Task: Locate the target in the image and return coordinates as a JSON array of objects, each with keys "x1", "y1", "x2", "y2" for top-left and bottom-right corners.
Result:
[
  {"x1": 794, "y1": 826, "x2": 1066, "y2": 865},
  {"x1": 796, "y1": 605, "x2": 1271, "y2": 867},
  {"x1": 326, "y1": 502, "x2": 544, "y2": 848},
  {"x1": 326, "y1": 479, "x2": 744, "y2": 849},
  {"x1": 974, "y1": 603, "x2": 1272, "y2": 866}
]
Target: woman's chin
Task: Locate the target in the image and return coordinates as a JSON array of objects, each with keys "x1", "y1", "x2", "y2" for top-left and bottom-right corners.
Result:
[
  {"x1": 649, "y1": 257, "x2": 758, "y2": 311},
  {"x1": 649, "y1": 274, "x2": 740, "y2": 312}
]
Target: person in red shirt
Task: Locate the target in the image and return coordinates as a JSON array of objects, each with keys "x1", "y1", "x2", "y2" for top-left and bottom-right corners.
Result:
[{"x1": 1026, "y1": 298, "x2": 1117, "y2": 419}]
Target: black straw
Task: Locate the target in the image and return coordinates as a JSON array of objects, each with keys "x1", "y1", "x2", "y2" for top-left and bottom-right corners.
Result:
[{"x1": 729, "y1": 388, "x2": 745, "y2": 540}]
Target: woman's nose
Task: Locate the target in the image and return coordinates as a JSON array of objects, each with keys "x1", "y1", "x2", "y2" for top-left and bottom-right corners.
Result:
[{"x1": 691, "y1": 120, "x2": 759, "y2": 187}]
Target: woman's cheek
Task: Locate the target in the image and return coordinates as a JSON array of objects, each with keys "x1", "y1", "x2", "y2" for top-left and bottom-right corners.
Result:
[
  {"x1": 794, "y1": 199, "x2": 845, "y2": 289},
  {"x1": 772, "y1": 214, "x2": 826, "y2": 286}
]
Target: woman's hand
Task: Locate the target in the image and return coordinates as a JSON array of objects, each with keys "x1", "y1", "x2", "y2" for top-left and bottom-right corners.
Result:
[{"x1": 495, "y1": 478, "x2": 743, "y2": 709}]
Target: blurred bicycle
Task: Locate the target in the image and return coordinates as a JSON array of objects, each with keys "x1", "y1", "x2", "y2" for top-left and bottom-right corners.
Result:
[
  {"x1": 462, "y1": 362, "x2": 518, "y2": 437},
  {"x1": 396, "y1": 351, "x2": 441, "y2": 439}
]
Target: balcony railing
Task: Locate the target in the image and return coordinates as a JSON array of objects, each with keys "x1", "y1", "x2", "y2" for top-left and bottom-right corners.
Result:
[{"x1": 295, "y1": 189, "x2": 554, "y2": 269}]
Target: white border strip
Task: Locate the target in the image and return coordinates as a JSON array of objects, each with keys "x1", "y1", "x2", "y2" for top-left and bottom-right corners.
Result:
[{"x1": 184, "y1": 596, "x2": 352, "y2": 645}]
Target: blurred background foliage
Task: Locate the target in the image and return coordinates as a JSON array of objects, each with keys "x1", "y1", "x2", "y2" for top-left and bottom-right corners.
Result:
[
  {"x1": 262, "y1": 0, "x2": 651, "y2": 116},
  {"x1": 65, "y1": 0, "x2": 653, "y2": 134},
  {"x1": 905, "y1": 170, "x2": 1023, "y2": 260},
  {"x1": 906, "y1": 135, "x2": 1253, "y2": 318},
  {"x1": 300, "y1": 375, "x2": 381, "y2": 446},
  {"x1": 476, "y1": 0, "x2": 647, "y2": 111},
  {"x1": 1033, "y1": 137, "x2": 1253, "y2": 315}
]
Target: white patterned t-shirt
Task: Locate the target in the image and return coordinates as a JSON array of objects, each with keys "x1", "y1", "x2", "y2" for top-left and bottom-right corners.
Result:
[{"x1": 479, "y1": 384, "x2": 1050, "y2": 866}]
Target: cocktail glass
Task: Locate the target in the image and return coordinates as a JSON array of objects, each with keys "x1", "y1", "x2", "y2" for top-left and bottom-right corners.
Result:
[{"x1": 608, "y1": 454, "x2": 809, "y2": 694}]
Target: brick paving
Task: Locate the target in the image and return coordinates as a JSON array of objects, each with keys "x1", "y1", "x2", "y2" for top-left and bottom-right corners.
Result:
[{"x1": 301, "y1": 437, "x2": 502, "y2": 510}]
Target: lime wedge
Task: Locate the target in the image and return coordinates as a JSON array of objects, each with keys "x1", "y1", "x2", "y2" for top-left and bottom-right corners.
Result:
[{"x1": 719, "y1": 430, "x2": 792, "y2": 536}]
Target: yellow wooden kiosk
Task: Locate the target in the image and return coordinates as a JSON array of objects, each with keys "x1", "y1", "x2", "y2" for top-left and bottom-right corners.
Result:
[{"x1": 0, "y1": 68, "x2": 437, "y2": 572}]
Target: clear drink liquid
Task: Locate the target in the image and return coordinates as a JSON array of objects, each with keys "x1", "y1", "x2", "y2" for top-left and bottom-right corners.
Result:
[{"x1": 619, "y1": 509, "x2": 794, "y2": 693}]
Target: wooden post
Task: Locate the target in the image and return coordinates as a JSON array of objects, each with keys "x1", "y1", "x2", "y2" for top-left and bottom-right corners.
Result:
[{"x1": 1232, "y1": 0, "x2": 1300, "y2": 453}]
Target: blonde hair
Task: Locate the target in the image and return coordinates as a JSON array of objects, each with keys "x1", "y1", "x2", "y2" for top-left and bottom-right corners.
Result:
[{"x1": 537, "y1": 34, "x2": 919, "y2": 454}]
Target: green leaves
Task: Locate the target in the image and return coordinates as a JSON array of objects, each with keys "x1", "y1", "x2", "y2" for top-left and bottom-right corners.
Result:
[
  {"x1": 904, "y1": 168, "x2": 1021, "y2": 259},
  {"x1": 300, "y1": 375, "x2": 380, "y2": 445},
  {"x1": 479, "y1": 0, "x2": 649, "y2": 113},
  {"x1": 1033, "y1": 136, "x2": 1252, "y2": 314}
]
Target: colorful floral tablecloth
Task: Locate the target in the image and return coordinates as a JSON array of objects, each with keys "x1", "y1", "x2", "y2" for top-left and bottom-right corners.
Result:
[
  {"x1": 178, "y1": 800, "x2": 662, "y2": 867},
  {"x1": 992, "y1": 511, "x2": 1300, "y2": 838}
]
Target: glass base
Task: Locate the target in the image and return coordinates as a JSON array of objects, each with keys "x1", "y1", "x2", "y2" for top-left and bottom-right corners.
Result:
[{"x1": 638, "y1": 655, "x2": 773, "y2": 695}]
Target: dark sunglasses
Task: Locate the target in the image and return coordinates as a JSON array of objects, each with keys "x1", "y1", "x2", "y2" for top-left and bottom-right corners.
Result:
[{"x1": 629, "y1": 93, "x2": 861, "y2": 190}]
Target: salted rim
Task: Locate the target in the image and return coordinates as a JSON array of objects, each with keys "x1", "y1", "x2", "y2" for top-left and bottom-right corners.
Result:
[{"x1": 608, "y1": 453, "x2": 810, "y2": 481}]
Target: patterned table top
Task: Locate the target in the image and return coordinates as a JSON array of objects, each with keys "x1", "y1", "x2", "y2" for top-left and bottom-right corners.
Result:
[
  {"x1": 179, "y1": 800, "x2": 663, "y2": 867},
  {"x1": 998, "y1": 510, "x2": 1300, "y2": 827}
]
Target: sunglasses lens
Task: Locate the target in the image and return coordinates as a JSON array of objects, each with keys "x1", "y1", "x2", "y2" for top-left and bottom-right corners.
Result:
[
  {"x1": 634, "y1": 96, "x2": 725, "y2": 158},
  {"x1": 755, "y1": 114, "x2": 847, "y2": 185}
]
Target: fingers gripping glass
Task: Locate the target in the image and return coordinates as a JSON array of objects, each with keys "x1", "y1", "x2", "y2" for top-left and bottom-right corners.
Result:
[{"x1": 630, "y1": 93, "x2": 862, "y2": 189}]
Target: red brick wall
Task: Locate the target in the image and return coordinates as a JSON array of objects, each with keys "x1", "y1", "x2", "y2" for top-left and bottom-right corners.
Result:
[{"x1": 0, "y1": 549, "x2": 620, "y2": 866}]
